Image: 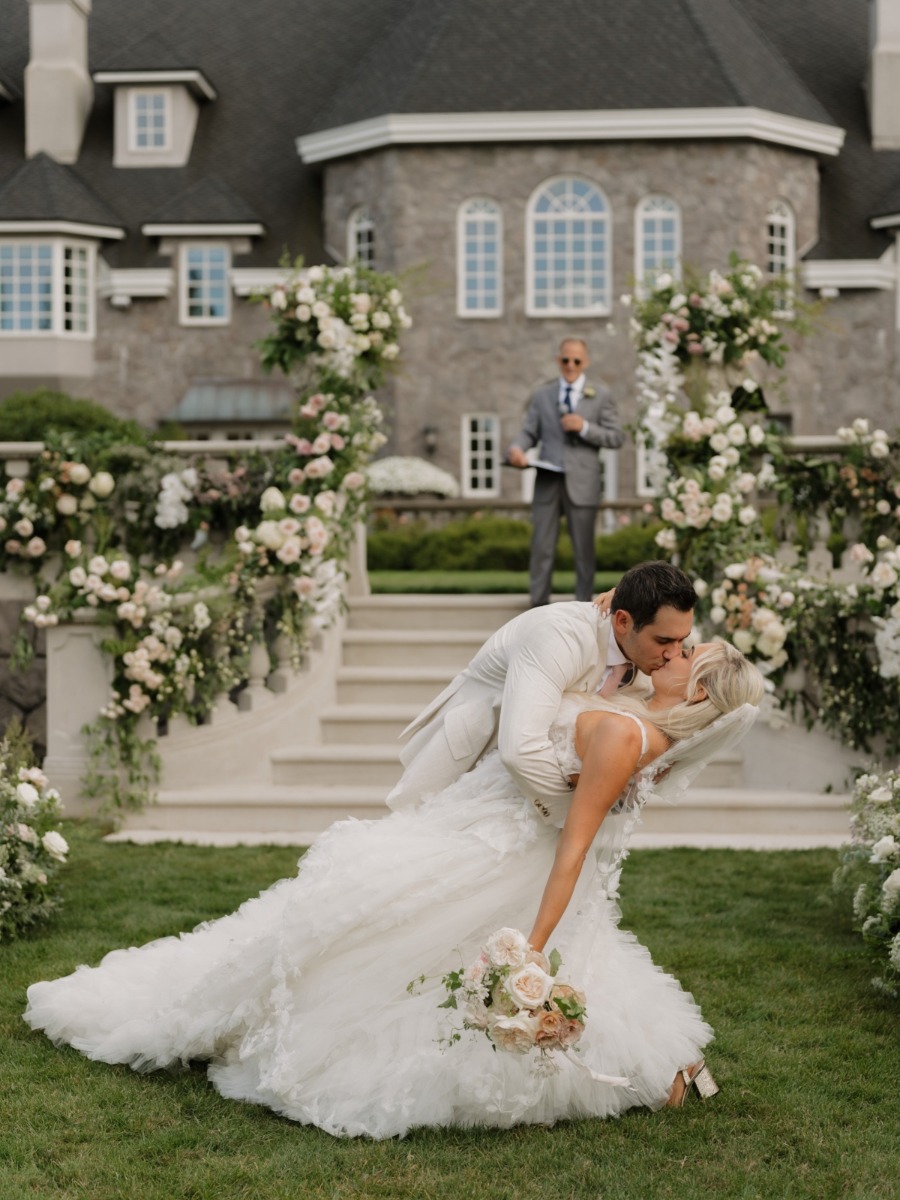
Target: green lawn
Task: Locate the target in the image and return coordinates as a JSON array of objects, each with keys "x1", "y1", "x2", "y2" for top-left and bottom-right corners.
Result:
[
  {"x1": 368, "y1": 570, "x2": 622, "y2": 594},
  {"x1": 2, "y1": 824, "x2": 898, "y2": 1200}
]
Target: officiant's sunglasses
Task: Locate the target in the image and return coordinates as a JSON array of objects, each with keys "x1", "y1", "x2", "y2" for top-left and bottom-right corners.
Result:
[{"x1": 559, "y1": 356, "x2": 583, "y2": 366}]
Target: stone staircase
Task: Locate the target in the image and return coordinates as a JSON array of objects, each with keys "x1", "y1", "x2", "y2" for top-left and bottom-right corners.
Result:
[{"x1": 113, "y1": 594, "x2": 851, "y2": 847}]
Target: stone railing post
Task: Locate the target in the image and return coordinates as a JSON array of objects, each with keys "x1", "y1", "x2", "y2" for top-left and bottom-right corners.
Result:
[{"x1": 42, "y1": 613, "x2": 113, "y2": 813}]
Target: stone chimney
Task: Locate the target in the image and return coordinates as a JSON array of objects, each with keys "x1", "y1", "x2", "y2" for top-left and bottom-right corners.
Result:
[
  {"x1": 868, "y1": 0, "x2": 900, "y2": 149},
  {"x1": 24, "y1": 0, "x2": 93, "y2": 163}
]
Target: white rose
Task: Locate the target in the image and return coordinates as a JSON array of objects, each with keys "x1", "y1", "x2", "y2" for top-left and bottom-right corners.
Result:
[
  {"x1": 870, "y1": 835, "x2": 898, "y2": 864},
  {"x1": 485, "y1": 927, "x2": 530, "y2": 969},
  {"x1": 41, "y1": 830, "x2": 69, "y2": 861},
  {"x1": 748, "y1": 425, "x2": 766, "y2": 447},
  {"x1": 724, "y1": 563, "x2": 746, "y2": 580},
  {"x1": 883, "y1": 868, "x2": 900, "y2": 898},
  {"x1": 870, "y1": 441, "x2": 889, "y2": 459},
  {"x1": 88, "y1": 555, "x2": 109, "y2": 576},
  {"x1": 871, "y1": 563, "x2": 898, "y2": 589},
  {"x1": 260, "y1": 486, "x2": 287, "y2": 513},
  {"x1": 89, "y1": 471, "x2": 115, "y2": 498},
  {"x1": 709, "y1": 433, "x2": 729, "y2": 453},
  {"x1": 868, "y1": 787, "x2": 893, "y2": 803},
  {"x1": 68, "y1": 462, "x2": 91, "y2": 485},
  {"x1": 732, "y1": 629, "x2": 755, "y2": 653},
  {"x1": 727, "y1": 422, "x2": 748, "y2": 446},
  {"x1": 16, "y1": 782, "x2": 39, "y2": 807},
  {"x1": 64, "y1": 539, "x2": 82, "y2": 557},
  {"x1": 736, "y1": 472, "x2": 757, "y2": 494},
  {"x1": 714, "y1": 405, "x2": 737, "y2": 426},
  {"x1": 109, "y1": 559, "x2": 132, "y2": 581},
  {"x1": 709, "y1": 605, "x2": 727, "y2": 624},
  {"x1": 56, "y1": 494, "x2": 78, "y2": 516},
  {"x1": 777, "y1": 590, "x2": 796, "y2": 608},
  {"x1": 708, "y1": 460, "x2": 727, "y2": 482},
  {"x1": 738, "y1": 505, "x2": 757, "y2": 526},
  {"x1": 275, "y1": 537, "x2": 302, "y2": 564},
  {"x1": 14, "y1": 518, "x2": 33, "y2": 538},
  {"x1": 490, "y1": 1010, "x2": 539, "y2": 1053},
  {"x1": 68, "y1": 566, "x2": 87, "y2": 587},
  {"x1": 693, "y1": 579, "x2": 709, "y2": 599},
  {"x1": 506, "y1": 963, "x2": 554, "y2": 1010}
]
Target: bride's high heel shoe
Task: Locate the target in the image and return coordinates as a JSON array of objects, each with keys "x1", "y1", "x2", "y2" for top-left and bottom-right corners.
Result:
[{"x1": 667, "y1": 1060, "x2": 719, "y2": 1107}]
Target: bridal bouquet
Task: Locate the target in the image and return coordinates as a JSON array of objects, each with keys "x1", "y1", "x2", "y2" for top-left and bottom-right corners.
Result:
[{"x1": 440, "y1": 927, "x2": 586, "y2": 1055}]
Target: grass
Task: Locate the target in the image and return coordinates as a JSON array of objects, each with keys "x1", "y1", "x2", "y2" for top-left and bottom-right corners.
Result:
[
  {"x1": 368, "y1": 570, "x2": 622, "y2": 594},
  {"x1": 2, "y1": 824, "x2": 898, "y2": 1200}
]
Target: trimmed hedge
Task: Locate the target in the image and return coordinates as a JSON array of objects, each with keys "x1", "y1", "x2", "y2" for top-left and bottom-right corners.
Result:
[
  {"x1": 0, "y1": 389, "x2": 147, "y2": 442},
  {"x1": 366, "y1": 514, "x2": 663, "y2": 572}
]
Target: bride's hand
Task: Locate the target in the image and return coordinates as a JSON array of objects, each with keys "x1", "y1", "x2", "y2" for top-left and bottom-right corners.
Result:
[{"x1": 592, "y1": 588, "x2": 616, "y2": 615}]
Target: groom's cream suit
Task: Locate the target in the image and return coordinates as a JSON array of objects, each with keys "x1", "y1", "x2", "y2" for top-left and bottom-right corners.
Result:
[{"x1": 388, "y1": 601, "x2": 622, "y2": 811}]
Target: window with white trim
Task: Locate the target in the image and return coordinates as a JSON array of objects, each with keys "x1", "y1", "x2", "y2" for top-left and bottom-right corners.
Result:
[
  {"x1": 766, "y1": 199, "x2": 795, "y2": 315},
  {"x1": 527, "y1": 177, "x2": 610, "y2": 316},
  {"x1": 635, "y1": 196, "x2": 681, "y2": 293},
  {"x1": 0, "y1": 240, "x2": 94, "y2": 336},
  {"x1": 128, "y1": 89, "x2": 172, "y2": 152},
  {"x1": 180, "y1": 244, "x2": 231, "y2": 325},
  {"x1": 347, "y1": 208, "x2": 375, "y2": 267},
  {"x1": 461, "y1": 413, "x2": 500, "y2": 497},
  {"x1": 457, "y1": 199, "x2": 502, "y2": 317}
]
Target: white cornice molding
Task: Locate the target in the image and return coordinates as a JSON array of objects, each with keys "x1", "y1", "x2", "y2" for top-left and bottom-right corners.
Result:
[
  {"x1": 871, "y1": 212, "x2": 900, "y2": 229},
  {"x1": 802, "y1": 256, "x2": 896, "y2": 291},
  {"x1": 97, "y1": 268, "x2": 174, "y2": 303},
  {"x1": 141, "y1": 222, "x2": 265, "y2": 237},
  {"x1": 0, "y1": 220, "x2": 125, "y2": 240},
  {"x1": 296, "y1": 107, "x2": 846, "y2": 163},
  {"x1": 230, "y1": 267, "x2": 291, "y2": 296},
  {"x1": 93, "y1": 70, "x2": 217, "y2": 102}
]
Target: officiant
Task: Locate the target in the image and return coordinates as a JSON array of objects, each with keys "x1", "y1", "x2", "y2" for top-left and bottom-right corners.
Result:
[{"x1": 506, "y1": 337, "x2": 626, "y2": 606}]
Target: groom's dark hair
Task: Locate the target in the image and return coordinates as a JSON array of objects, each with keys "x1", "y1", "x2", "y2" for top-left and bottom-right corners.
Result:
[{"x1": 610, "y1": 561, "x2": 697, "y2": 630}]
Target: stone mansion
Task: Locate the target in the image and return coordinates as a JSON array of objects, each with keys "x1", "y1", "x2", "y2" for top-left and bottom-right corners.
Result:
[{"x1": 1, "y1": 0, "x2": 899, "y2": 502}]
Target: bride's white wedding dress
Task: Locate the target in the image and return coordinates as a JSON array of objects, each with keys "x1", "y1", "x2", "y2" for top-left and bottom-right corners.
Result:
[{"x1": 24, "y1": 696, "x2": 756, "y2": 1139}]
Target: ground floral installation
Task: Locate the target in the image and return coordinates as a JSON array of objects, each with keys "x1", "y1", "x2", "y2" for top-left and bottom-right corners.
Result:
[
  {"x1": 0, "y1": 261, "x2": 407, "y2": 812},
  {"x1": 0, "y1": 726, "x2": 68, "y2": 941},
  {"x1": 833, "y1": 768, "x2": 900, "y2": 997},
  {"x1": 365, "y1": 455, "x2": 460, "y2": 499},
  {"x1": 628, "y1": 260, "x2": 900, "y2": 756}
]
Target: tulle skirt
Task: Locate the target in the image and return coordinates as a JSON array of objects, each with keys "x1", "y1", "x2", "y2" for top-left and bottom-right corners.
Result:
[{"x1": 24, "y1": 752, "x2": 712, "y2": 1139}]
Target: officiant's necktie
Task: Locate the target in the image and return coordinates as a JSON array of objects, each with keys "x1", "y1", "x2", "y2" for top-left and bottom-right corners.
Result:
[
  {"x1": 598, "y1": 662, "x2": 634, "y2": 697},
  {"x1": 561, "y1": 385, "x2": 573, "y2": 413}
]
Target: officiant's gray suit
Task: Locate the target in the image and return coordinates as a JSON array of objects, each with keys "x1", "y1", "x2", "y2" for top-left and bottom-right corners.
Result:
[{"x1": 510, "y1": 379, "x2": 625, "y2": 605}]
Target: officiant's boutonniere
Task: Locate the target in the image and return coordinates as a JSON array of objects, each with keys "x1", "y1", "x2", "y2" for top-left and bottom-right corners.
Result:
[{"x1": 584, "y1": 386, "x2": 596, "y2": 399}]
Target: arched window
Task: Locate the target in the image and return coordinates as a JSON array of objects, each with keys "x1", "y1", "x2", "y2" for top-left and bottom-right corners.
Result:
[
  {"x1": 347, "y1": 207, "x2": 375, "y2": 267},
  {"x1": 457, "y1": 199, "x2": 502, "y2": 317},
  {"x1": 635, "y1": 195, "x2": 681, "y2": 293},
  {"x1": 766, "y1": 199, "x2": 795, "y2": 314},
  {"x1": 527, "y1": 177, "x2": 610, "y2": 316}
]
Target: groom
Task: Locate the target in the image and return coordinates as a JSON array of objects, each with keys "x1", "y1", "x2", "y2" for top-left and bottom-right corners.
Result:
[{"x1": 387, "y1": 561, "x2": 697, "y2": 811}]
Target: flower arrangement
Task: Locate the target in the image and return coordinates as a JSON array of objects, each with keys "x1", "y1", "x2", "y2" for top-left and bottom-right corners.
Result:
[
  {"x1": 0, "y1": 728, "x2": 67, "y2": 941},
  {"x1": 834, "y1": 768, "x2": 900, "y2": 998},
  {"x1": 0, "y1": 265, "x2": 406, "y2": 811},
  {"x1": 255, "y1": 261, "x2": 411, "y2": 392},
  {"x1": 366, "y1": 456, "x2": 460, "y2": 499},
  {"x1": 437, "y1": 927, "x2": 586, "y2": 1057}
]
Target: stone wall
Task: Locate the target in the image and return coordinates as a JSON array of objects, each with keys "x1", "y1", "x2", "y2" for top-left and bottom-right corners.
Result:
[{"x1": 324, "y1": 139, "x2": 898, "y2": 496}]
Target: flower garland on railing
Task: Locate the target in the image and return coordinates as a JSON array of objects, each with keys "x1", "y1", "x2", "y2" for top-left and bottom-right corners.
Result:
[
  {"x1": 0, "y1": 261, "x2": 405, "y2": 811},
  {"x1": 833, "y1": 767, "x2": 900, "y2": 998},
  {"x1": 627, "y1": 258, "x2": 900, "y2": 753}
]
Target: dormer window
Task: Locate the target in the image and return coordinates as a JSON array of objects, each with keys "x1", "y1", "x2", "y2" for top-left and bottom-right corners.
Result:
[
  {"x1": 93, "y1": 59, "x2": 216, "y2": 169},
  {"x1": 129, "y1": 89, "x2": 171, "y2": 153}
]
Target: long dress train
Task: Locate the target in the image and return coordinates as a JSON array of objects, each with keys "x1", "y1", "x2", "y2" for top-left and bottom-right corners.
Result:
[{"x1": 24, "y1": 696, "x2": 754, "y2": 1139}]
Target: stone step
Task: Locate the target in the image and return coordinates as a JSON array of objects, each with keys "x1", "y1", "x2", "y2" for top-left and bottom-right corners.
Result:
[
  {"x1": 346, "y1": 594, "x2": 529, "y2": 631},
  {"x1": 114, "y1": 785, "x2": 851, "y2": 843},
  {"x1": 320, "y1": 703, "x2": 420, "y2": 744},
  {"x1": 270, "y1": 744, "x2": 402, "y2": 787},
  {"x1": 335, "y1": 666, "x2": 455, "y2": 705},
  {"x1": 340, "y1": 628, "x2": 492, "y2": 668}
]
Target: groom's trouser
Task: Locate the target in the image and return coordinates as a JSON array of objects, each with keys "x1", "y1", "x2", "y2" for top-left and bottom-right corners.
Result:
[{"x1": 530, "y1": 470, "x2": 597, "y2": 606}]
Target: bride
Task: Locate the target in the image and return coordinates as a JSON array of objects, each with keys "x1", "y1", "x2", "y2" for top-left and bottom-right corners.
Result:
[{"x1": 25, "y1": 636, "x2": 763, "y2": 1139}]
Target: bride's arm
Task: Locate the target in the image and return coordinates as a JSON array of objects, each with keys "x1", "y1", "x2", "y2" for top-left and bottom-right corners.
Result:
[{"x1": 527, "y1": 714, "x2": 643, "y2": 952}]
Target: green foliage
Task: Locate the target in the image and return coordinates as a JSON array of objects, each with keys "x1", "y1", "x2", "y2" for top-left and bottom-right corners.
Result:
[
  {"x1": 366, "y1": 514, "x2": 662, "y2": 572},
  {"x1": 0, "y1": 389, "x2": 147, "y2": 442}
]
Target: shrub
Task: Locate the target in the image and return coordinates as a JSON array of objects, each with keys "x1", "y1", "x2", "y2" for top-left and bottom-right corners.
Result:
[
  {"x1": 366, "y1": 514, "x2": 664, "y2": 572},
  {"x1": 0, "y1": 389, "x2": 146, "y2": 442}
]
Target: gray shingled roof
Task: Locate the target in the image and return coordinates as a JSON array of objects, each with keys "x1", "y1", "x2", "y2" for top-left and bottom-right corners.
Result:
[
  {"x1": 0, "y1": 153, "x2": 124, "y2": 231},
  {"x1": 308, "y1": 0, "x2": 836, "y2": 132},
  {"x1": 0, "y1": 0, "x2": 897, "y2": 264},
  {"x1": 144, "y1": 176, "x2": 263, "y2": 227}
]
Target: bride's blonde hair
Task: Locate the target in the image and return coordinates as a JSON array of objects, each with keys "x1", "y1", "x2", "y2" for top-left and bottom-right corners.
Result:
[{"x1": 603, "y1": 641, "x2": 764, "y2": 741}]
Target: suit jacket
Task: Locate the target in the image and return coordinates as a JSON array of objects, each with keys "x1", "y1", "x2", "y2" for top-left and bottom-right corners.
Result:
[
  {"x1": 509, "y1": 379, "x2": 626, "y2": 507},
  {"x1": 391, "y1": 602, "x2": 616, "y2": 811}
]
